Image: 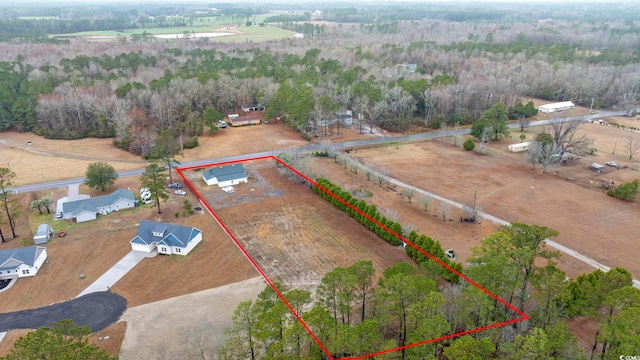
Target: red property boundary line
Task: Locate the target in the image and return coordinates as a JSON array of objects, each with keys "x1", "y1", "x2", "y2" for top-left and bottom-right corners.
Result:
[{"x1": 176, "y1": 155, "x2": 528, "y2": 360}]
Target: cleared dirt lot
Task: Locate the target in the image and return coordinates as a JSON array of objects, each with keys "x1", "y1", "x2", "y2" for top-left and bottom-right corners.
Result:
[
  {"x1": 185, "y1": 160, "x2": 414, "y2": 290},
  {"x1": 345, "y1": 125, "x2": 640, "y2": 281}
]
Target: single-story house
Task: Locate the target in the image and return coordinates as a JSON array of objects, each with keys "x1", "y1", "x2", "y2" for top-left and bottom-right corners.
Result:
[
  {"x1": 0, "y1": 246, "x2": 48, "y2": 279},
  {"x1": 130, "y1": 220, "x2": 202, "y2": 256},
  {"x1": 336, "y1": 110, "x2": 354, "y2": 126},
  {"x1": 229, "y1": 115, "x2": 261, "y2": 127},
  {"x1": 538, "y1": 101, "x2": 575, "y2": 113},
  {"x1": 241, "y1": 104, "x2": 265, "y2": 112},
  {"x1": 508, "y1": 142, "x2": 531, "y2": 152},
  {"x1": 202, "y1": 163, "x2": 248, "y2": 187},
  {"x1": 62, "y1": 188, "x2": 136, "y2": 223}
]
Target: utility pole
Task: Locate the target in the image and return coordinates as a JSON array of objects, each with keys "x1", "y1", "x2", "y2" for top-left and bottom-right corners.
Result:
[{"x1": 472, "y1": 189, "x2": 478, "y2": 222}]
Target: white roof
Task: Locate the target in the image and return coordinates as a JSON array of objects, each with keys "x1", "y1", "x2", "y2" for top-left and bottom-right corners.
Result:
[{"x1": 538, "y1": 101, "x2": 574, "y2": 110}]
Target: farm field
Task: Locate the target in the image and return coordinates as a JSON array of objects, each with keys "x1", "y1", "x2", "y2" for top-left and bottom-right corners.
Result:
[
  {"x1": 49, "y1": 25, "x2": 295, "y2": 42},
  {"x1": 343, "y1": 123, "x2": 640, "y2": 281}
]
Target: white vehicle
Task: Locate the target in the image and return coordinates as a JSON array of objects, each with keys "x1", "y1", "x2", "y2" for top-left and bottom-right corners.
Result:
[
  {"x1": 219, "y1": 120, "x2": 227, "y2": 128},
  {"x1": 606, "y1": 161, "x2": 620, "y2": 168},
  {"x1": 175, "y1": 189, "x2": 186, "y2": 196},
  {"x1": 140, "y1": 191, "x2": 151, "y2": 200},
  {"x1": 143, "y1": 198, "x2": 154, "y2": 205}
]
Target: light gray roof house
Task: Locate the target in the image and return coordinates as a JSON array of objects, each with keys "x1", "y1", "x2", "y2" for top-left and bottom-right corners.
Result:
[
  {"x1": 62, "y1": 188, "x2": 136, "y2": 222},
  {"x1": 202, "y1": 163, "x2": 248, "y2": 187}
]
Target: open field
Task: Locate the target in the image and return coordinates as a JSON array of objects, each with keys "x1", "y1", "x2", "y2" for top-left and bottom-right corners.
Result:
[
  {"x1": 0, "y1": 121, "x2": 308, "y2": 187},
  {"x1": 49, "y1": 25, "x2": 296, "y2": 42},
  {"x1": 185, "y1": 160, "x2": 414, "y2": 290},
  {"x1": 344, "y1": 124, "x2": 640, "y2": 281}
]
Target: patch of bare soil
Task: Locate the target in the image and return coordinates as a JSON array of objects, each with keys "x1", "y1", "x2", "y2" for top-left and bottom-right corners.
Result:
[
  {"x1": 345, "y1": 138, "x2": 640, "y2": 282},
  {"x1": 185, "y1": 160, "x2": 413, "y2": 291}
]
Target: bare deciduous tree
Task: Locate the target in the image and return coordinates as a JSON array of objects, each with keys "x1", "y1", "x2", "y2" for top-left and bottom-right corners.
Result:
[
  {"x1": 627, "y1": 136, "x2": 640, "y2": 160},
  {"x1": 437, "y1": 202, "x2": 452, "y2": 222},
  {"x1": 420, "y1": 195, "x2": 432, "y2": 212},
  {"x1": 547, "y1": 117, "x2": 594, "y2": 157},
  {"x1": 401, "y1": 188, "x2": 416, "y2": 203},
  {"x1": 527, "y1": 141, "x2": 559, "y2": 174}
]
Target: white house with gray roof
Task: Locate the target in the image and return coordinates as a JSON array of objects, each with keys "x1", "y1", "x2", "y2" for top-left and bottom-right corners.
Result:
[
  {"x1": 130, "y1": 220, "x2": 202, "y2": 256},
  {"x1": 62, "y1": 188, "x2": 136, "y2": 223},
  {"x1": 202, "y1": 163, "x2": 248, "y2": 187},
  {"x1": 0, "y1": 246, "x2": 48, "y2": 280}
]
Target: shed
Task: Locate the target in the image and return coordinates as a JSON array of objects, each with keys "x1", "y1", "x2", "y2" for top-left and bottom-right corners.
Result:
[
  {"x1": 538, "y1": 101, "x2": 575, "y2": 113},
  {"x1": 508, "y1": 142, "x2": 531, "y2": 152},
  {"x1": 590, "y1": 163, "x2": 604, "y2": 172},
  {"x1": 229, "y1": 116, "x2": 261, "y2": 127},
  {"x1": 33, "y1": 224, "x2": 53, "y2": 245}
]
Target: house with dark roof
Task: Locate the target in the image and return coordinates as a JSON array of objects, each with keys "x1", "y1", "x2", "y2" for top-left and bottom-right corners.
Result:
[
  {"x1": 62, "y1": 188, "x2": 136, "y2": 223},
  {"x1": 130, "y1": 220, "x2": 203, "y2": 256},
  {"x1": 202, "y1": 163, "x2": 248, "y2": 187},
  {"x1": 0, "y1": 246, "x2": 48, "y2": 280}
]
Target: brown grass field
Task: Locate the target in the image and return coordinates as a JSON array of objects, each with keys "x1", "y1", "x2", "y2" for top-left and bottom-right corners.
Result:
[{"x1": 1, "y1": 109, "x2": 639, "y2": 357}]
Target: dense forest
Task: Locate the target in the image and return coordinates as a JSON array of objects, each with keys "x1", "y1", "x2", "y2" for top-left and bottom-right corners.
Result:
[{"x1": 0, "y1": 2, "x2": 639, "y2": 159}]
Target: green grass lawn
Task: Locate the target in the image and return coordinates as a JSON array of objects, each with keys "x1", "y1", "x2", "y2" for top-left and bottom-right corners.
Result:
[{"x1": 50, "y1": 25, "x2": 295, "y2": 42}]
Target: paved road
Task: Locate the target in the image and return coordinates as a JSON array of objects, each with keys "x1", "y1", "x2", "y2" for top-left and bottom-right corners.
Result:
[
  {"x1": 0, "y1": 291, "x2": 127, "y2": 333},
  {"x1": 7, "y1": 110, "x2": 626, "y2": 194}
]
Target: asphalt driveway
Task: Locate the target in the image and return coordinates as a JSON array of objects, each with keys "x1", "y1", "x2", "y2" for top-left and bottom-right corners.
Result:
[{"x1": 0, "y1": 291, "x2": 126, "y2": 332}]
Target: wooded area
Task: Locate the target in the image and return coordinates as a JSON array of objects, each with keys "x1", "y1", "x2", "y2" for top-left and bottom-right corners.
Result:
[{"x1": 1, "y1": 1, "x2": 639, "y2": 159}]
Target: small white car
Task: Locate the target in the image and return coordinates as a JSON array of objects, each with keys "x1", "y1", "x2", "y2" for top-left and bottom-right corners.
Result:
[
  {"x1": 143, "y1": 198, "x2": 154, "y2": 205},
  {"x1": 606, "y1": 161, "x2": 620, "y2": 168},
  {"x1": 175, "y1": 189, "x2": 186, "y2": 196}
]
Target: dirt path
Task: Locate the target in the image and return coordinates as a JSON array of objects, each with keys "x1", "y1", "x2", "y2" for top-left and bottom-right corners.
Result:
[{"x1": 119, "y1": 277, "x2": 266, "y2": 360}]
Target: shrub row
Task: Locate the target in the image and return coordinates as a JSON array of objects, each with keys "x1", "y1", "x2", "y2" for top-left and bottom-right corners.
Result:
[{"x1": 313, "y1": 177, "x2": 462, "y2": 283}]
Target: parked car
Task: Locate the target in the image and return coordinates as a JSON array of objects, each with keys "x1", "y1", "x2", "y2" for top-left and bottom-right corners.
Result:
[
  {"x1": 606, "y1": 161, "x2": 620, "y2": 168},
  {"x1": 168, "y1": 183, "x2": 183, "y2": 189},
  {"x1": 219, "y1": 120, "x2": 227, "y2": 128},
  {"x1": 55, "y1": 211, "x2": 63, "y2": 219},
  {"x1": 143, "y1": 198, "x2": 154, "y2": 205},
  {"x1": 445, "y1": 249, "x2": 455, "y2": 259},
  {"x1": 175, "y1": 189, "x2": 186, "y2": 196}
]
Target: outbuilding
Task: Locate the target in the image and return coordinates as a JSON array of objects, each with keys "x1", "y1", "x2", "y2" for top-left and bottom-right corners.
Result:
[
  {"x1": 590, "y1": 163, "x2": 604, "y2": 172},
  {"x1": 33, "y1": 224, "x2": 54, "y2": 245},
  {"x1": 508, "y1": 142, "x2": 532, "y2": 152},
  {"x1": 538, "y1": 101, "x2": 575, "y2": 113}
]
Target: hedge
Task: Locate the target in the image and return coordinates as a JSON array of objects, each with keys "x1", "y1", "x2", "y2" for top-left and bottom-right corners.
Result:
[{"x1": 313, "y1": 177, "x2": 462, "y2": 283}]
